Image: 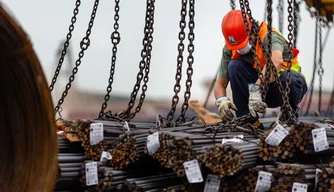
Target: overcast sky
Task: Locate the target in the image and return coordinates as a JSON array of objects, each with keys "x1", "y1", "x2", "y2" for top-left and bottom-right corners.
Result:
[{"x1": 2, "y1": 0, "x2": 333, "y2": 103}]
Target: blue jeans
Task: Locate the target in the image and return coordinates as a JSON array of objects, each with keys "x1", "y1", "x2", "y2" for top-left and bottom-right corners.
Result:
[{"x1": 228, "y1": 59, "x2": 308, "y2": 119}]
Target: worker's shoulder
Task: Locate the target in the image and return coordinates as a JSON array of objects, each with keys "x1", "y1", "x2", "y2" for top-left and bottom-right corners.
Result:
[
  {"x1": 222, "y1": 45, "x2": 232, "y2": 56},
  {"x1": 222, "y1": 45, "x2": 231, "y2": 53}
]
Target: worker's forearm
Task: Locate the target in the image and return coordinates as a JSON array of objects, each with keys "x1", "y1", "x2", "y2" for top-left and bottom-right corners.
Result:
[
  {"x1": 255, "y1": 50, "x2": 283, "y2": 85},
  {"x1": 214, "y1": 87, "x2": 227, "y2": 98},
  {"x1": 214, "y1": 78, "x2": 228, "y2": 99}
]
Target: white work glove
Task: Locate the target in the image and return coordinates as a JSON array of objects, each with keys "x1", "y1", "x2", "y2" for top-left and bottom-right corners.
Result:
[
  {"x1": 215, "y1": 96, "x2": 237, "y2": 121},
  {"x1": 248, "y1": 83, "x2": 267, "y2": 117}
]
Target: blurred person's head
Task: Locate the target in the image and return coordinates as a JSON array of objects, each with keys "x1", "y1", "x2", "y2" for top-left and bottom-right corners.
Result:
[{"x1": 0, "y1": 4, "x2": 58, "y2": 192}]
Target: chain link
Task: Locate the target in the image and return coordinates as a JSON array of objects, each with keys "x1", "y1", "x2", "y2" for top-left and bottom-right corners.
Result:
[
  {"x1": 318, "y1": 16, "x2": 324, "y2": 113},
  {"x1": 98, "y1": 0, "x2": 121, "y2": 119},
  {"x1": 283, "y1": 0, "x2": 297, "y2": 122},
  {"x1": 239, "y1": 0, "x2": 265, "y2": 97},
  {"x1": 166, "y1": 0, "x2": 188, "y2": 123},
  {"x1": 277, "y1": 0, "x2": 284, "y2": 34},
  {"x1": 239, "y1": 0, "x2": 268, "y2": 100},
  {"x1": 54, "y1": 0, "x2": 100, "y2": 114},
  {"x1": 176, "y1": 0, "x2": 195, "y2": 124},
  {"x1": 230, "y1": 0, "x2": 236, "y2": 10},
  {"x1": 240, "y1": 0, "x2": 295, "y2": 123},
  {"x1": 263, "y1": 0, "x2": 273, "y2": 100},
  {"x1": 49, "y1": 0, "x2": 81, "y2": 91},
  {"x1": 119, "y1": 0, "x2": 155, "y2": 120},
  {"x1": 293, "y1": 0, "x2": 301, "y2": 47},
  {"x1": 305, "y1": 10, "x2": 319, "y2": 116},
  {"x1": 127, "y1": 0, "x2": 155, "y2": 120}
]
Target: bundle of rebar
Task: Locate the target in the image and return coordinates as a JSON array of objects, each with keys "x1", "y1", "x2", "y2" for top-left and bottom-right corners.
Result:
[
  {"x1": 258, "y1": 126, "x2": 296, "y2": 162},
  {"x1": 204, "y1": 123, "x2": 266, "y2": 137},
  {"x1": 201, "y1": 141, "x2": 258, "y2": 177},
  {"x1": 270, "y1": 163, "x2": 309, "y2": 191},
  {"x1": 77, "y1": 121, "x2": 120, "y2": 161},
  {"x1": 316, "y1": 168, "x2": 334, "y2": 191},
  {"x1": 289, "y1": 122, "x2": 319, "y2": 154},
  {"x1": 108, "y1": 132, "x2": 150, "y2": 170},
  {"x1": 147, "y1": 132, "x2": 196, "y2": 177},
  {"x1": 115, "y1": 173, "x2": 183, "y2": 192},
  {"x1": 227, "y1": 165, "x2": 275, "y2": 192},
  {"x1": 80, "y1": 161, "x2": 143, "y2": 192},
  {"x1": 55, "y1": 135, "x2": 87, "y2": 192}
]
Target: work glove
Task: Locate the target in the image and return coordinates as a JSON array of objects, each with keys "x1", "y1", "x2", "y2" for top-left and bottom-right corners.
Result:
[
  {"x1": 248, "y1": 83, "x2": 267, "y2": 117},
  {"x1": 215, "y1": 96, "x2": 237, "y2": 121}
]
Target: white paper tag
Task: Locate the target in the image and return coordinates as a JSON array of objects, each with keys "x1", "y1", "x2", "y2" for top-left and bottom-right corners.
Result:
[
  {"x1": 254, "y1": 171, "x2": 272, "y2": 192},
  {"x1": 124, "y1": 121, "x2": 130, "y2": 132},
  {"x1": 222, "y1": 135, "x2": 244, "y2": 144},
  {"x1": 85, "y1": 162, "x2": 98, "y2": 186},
  {"x1": 146, "y1": 132, "x2": 160, "y2": 155},
  {"x1": 265, "y1": 124, "x2": 289, "y2": 146},
  {"x1": 315, "y1": 123, "x2": 332, "y2": 129},
  {"x1": 57, "y1": 131, "x2": 64, "y2": 135},
  {"x1": 89, "y1": 123, "x2": 104, "y2": 145},
  {"x1": 100, "y1": 151, "x2": 112, "y2": 163},
  {"x1": 314, "y1": 168, "x2": 322, "y2": 190},
  {"x1": 183, "y1": 159, "x2": 203, "y2": 183},
  {"x1": 292, "y1": 182, "x2": 308, "y2": 192},
  {"x1": 312, "y1": 128, "x2": 329, "y2": 152},
  {"x1": 204, "y1": 174, "x2": 220, "y2": 192}
]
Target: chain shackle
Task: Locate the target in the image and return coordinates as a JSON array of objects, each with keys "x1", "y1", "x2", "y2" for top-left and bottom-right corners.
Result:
[
  {"x1": 54, "y1": 0, "x2": 100, "y2": 114},
  {"x1": 98, "y1": 0, "x2": 121, "y2": 119}
]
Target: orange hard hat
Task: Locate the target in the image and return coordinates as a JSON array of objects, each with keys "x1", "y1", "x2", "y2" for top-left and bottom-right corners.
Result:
[{"x1": 221, "y1": 10, "x2": 251, "y2": 50}]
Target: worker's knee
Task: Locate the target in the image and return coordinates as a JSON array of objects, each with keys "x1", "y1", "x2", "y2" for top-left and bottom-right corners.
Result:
[
  {"x1": 279, "y1": 71, "x2": 307, "y2": 102},
  {"x1": 279, "y1": 71, "x2": 306, "y2": 89}
]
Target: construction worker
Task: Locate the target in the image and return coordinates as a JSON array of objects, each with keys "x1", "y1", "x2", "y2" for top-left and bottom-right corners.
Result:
[{"x1": 214, "y1": 10, "x2": 308, "y2": 127}]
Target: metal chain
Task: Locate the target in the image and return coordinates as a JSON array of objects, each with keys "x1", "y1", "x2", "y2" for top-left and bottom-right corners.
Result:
[
  {"x1": 283, "y1": 0, "x2": 297, "y2": 122},
  {"x1": 242, "y1": 0, "x2": 295, "y2": 122},
  {"x1": 277, "y1": 0, "x2": 284, "y2": 34},
  {"x1": 240, "y1": 0, "x2": 271, "y2": 100},
  {"x1": 230, "y1": 0, "x2": 236, "y2": 10},
  {"x1": 318, "y1": 17, "x2": 324, "y2": 113},
  {"x1": 263, "y1": 0, "x2": 267, "y2": 22},
  {"x1": 98, "y1": 0, "x2": 121, "y2": 119},
  {"x1": 293, "y1": 0, "x2": 301, "y2": 47},
  {"x1": 120, "y1": 0, "x2": 155, "y2": 120},
  {"x1": 166, "y1": 0, "x2": 188, "y2": 123},
  {"x1": 49, "y1": 0, "x2": 81, "y2": 91},
  {"x1": 239, "y1": 0, "x2": 265, "y2": 100},
  {"x1": 305, "y1": 11, "x2": 319, "y2": 116},
  {"x1": 54, "y1": 0, "x2": 100, "y2": 114},
  {"x1": 263, "y1": 0, "x2": 273, "y2": 100},
  {"x1": 127, "y1": 0, "x2": 155, "y2": 120},
  {"x1": 176, "y1": 0, "x2": 195, "y2": 124}
]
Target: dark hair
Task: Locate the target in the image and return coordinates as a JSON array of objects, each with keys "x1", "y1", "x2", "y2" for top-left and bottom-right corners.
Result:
[{"x1": 0, "y1": 4, "x2": 58, "y2": 192}]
